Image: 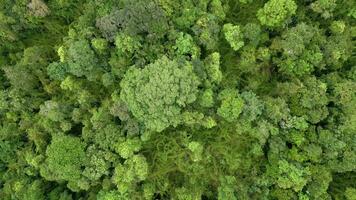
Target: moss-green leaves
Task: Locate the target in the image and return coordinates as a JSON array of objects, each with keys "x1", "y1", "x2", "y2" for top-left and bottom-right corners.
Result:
[
  {"x1": 257, "y1": 0, "x2": 297, "y2": 27},
  {"x1": 113, "y1": 155, "x2": 148, "y2": 192},
  {"x1": 1, "y1": 0, "x2": 356, "y2": 199},
  {"x1": 223, "y1": 23, "x2": 244, "y2": 51},
  {"x1": 217, "y1": 89, "x2": 244, "y2": 122},
  {"x1": 41, "y1": 134, "x2": 86, "y2": 182},
  {"x1": 120, "y1": 56, "x2": 200, "y2": 132}
]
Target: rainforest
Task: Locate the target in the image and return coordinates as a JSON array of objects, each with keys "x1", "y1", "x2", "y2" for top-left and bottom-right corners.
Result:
[{"x1": 0, "y1": 0, "x2": 355, "y2": 199}]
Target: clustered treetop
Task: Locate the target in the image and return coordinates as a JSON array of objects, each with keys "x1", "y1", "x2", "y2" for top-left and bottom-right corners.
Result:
[
  {"x1": 119, "y1": 56, "x2": 200, "y2": 132},
  {"x1": 0, "y1": 0, "x2": 355, "y2": 199}
]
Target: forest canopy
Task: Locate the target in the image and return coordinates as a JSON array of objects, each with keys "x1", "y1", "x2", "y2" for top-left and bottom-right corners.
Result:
[{"x1": 0, "y1": 0, "x2": 355, "y2": 199}]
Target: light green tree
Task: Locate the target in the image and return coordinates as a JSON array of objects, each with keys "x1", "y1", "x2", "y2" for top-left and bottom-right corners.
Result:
[
  {"x1": 257, "y1": 0, "x2": 297, "y2": 27},
  {"x1": 223, "y1": 23, "x2": 244, "y2": 51},
  {"x1": 120, "y1": 56, "x2": 200, "y2": 132}
]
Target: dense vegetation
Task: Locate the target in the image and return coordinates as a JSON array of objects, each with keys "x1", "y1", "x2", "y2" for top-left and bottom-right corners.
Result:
[{"x1": 0, "y1": 0, "x2": 355, "y2": 199}]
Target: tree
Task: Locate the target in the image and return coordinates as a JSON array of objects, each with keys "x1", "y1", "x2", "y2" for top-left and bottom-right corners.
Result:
[
  {"x1": 263, "y1": 97, "x2": 290, "y2": 124},
  {"x1": 310, "y1": 0, "x2": 337, "y2": 19},
  {"x1": 257, "y1": 0, "x2": 297, "y2": 27},
  {"x1": 223, "y1": 23, "x2": 244, "y2": 51},
  {"x1": 173, "y1": 32, "x2": 200, "y2": 58},
  {"x1": 115, "y1": 33, "x2": 142, "y2": 57},
  {"x1": 0, "y1": 0, "x2": 355, "y2": 198},
  {"x1": 345, "y1": 188, "x2": 356, "y2": 200},
  {"x1": 192, "y1": 14, "x2": 221, "y2": 50},
  {"x1": 187, "y1": 141, "x2": 204, "y2": 162},
  {"x1": 217, "y1": 89, "x2": 244, "y2": 122},
  {"x1": 82, "y1": 145, "x2": 113, "y2": 182},
  {"x1": 91, "y1": 38, "x2": 108, "y2": 55},
  {"x1": 282, "y1": 76, "x2": 329, "y2": 124},
  {"x1": 47, "y1": 62, "x2": 69, "y2": 81},
  {"x1": 97, "y1": 190, "x2": 128, "y2": 200},
  {"x1": 120, "y1": 56, "x2": 200, "y2": 132},
  {"x1": 243, "y1": 23, "x2": 263, "y2": 47},
  {"x1": 115, "y1": 137, "x2": 142, "y2": 159},
  {"x1": 271, "y1": 23, "x2": 325, "y2": 77},
  {"x1": 199, "y1": 88, "x2": 215, "y2": 108},
  {"x1": 204, "y1": 52, "x2": 223, "y2": 86},
  {"x1": 41, "y1": 134, "x2": 86, "y2": 184},
  {"x1": 323, "y1": 29, "x2": 353, "y2": 70},
  {"x1": 267, "y1": 159, "x2": 311, "y2": 192},
  {"x1": 3, "y1": 64, "x2": 40, "y2": 92},
  {"x1": 330, "y1": 20, "x2": 346, "y2": 34},
  {"x1": 90, "y1": 124, "x2": 124, "y2": 151},
  {"x1": 96, "y1": 0, "x2": 168, "y2": 40},
  {"x1": 240, "y1": 91, "x2": 264, "y2": 122},
  {"x1": 112, "y1": 155, "x2": 148, "y2": 193},
  {"x1": 65, "y1": 39, "x2": 100, "y2": 79},
  {"x1": 27, "y1": 0, "x2": 50, "y2": 18},
  {"x1": 218, "y1": 176, "x2": 237, "y2": 200},
  {"x1": 39, "y1": 100, "x2": 69, "y2": 122},
  {"x1": 209, "y1": 0, "x2": 226, "y2": 21}
]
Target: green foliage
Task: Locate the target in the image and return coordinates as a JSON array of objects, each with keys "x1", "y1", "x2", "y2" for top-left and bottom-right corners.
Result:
[
  {"x1": 263, "y1": 97, "x2": 289, "y2": 124},
  {"x1": 120, "y1": 56, "x2": 200, "y2": 132},
  {"x1": 192, "y1": 14, "x2": 221, "y2": 50},
  {"x1": 257, "y1": 0, "x2": 297, "y2": 27},
  {"x1": 113, "y1": 154, "x2": 148, "y2": 192},
  {"x1": 243, "y1": 23, "x2": 262, "y2": 47},
  {"x1": 330, "y1": 20, "x2": 346, "y2": 34},
  {"x1": 1, "y1": 0, "x2": 355, "y2": 198},
  {"x1": 115, "y1": 137, "x2": 142, "y2": 159},
  {"x1": 92, "y1": 38, "x2": 108, "y2": 54},
  {"x1": 173, "y1": 32, "x2": 200, "y2": 58},
  {"x1": 96, "y1": 0, "x2": 168, "y2": 41},
  {"x1": 65, "y1": 39, "x2": 100, "y2": 79},
  {"x1": 47, "y1": 62, "x2": 69, "y2": 81},
  {"x1": 275, "y1": 160, "x2": 310, "y2": 192},
  {"x1": 240, "y1": 91, "x2": 264, "y2": 122},
  {"x1": 271, "y1": 23, "x2": 325, "y2": 76},
  {"x1": 217, "y1": 89, "x2": 244, "y2": 122},
  {"x1": 41, "y1": 134, "x2": 86, "y2": 182},
  {"x1": 346, "y1": 188, "x2": 356, "y2": 200},
  {"x1": 218, "y1": 176, "x2": 237, "y2": 200},
  {"x1": 278, "y1": 76, "x2": 329, "y2": 123},
  {"x1": 223, "y1": 23, "x2": 244, "y2": 51},
  {"x1": 204, "y1": 52, "x2": 223, "y2": 86},
  {"x1": 97, "y1": 190, "x2": 127, "y2": 200},
  {"x1": 310, "y1": 0, "x2": 337, "y2": 19},
  {"x1": 115, "y1": 33, "x2": 142, "y2": 57},
  {"x1": 199, "y1": 89, "x2": 215, "y2": 108},
  {"x1": 82, "y1": 145, "x2": 113, "y2": 181},
  {"x1": 187, "y1": 141, "x2": 204, "y2": 162}
]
